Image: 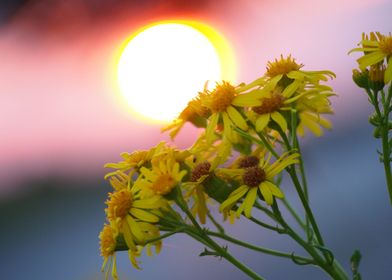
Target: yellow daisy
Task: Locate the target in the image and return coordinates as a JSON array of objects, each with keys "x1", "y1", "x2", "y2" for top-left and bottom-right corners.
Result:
[
  {"x1": 249, "y1": 86, "x2": 308, "y2": 132},
  {"x1": 349, "y1": 32, "x2": 392, "y2": 83},
  {"x1": 99, "y1": 224, "x2": 119, "y2": 280},
  {"x1": 263, "y1": 55, "x2": 335, "y2": 95},
  {"x1": 162, "y1": 92, "x2": 210, "y2": 139},
  {"x1": 136, "y1": 157, "x2": 187, "y2": 197},
  {"x1": 201, "y1": 81, "x2": 254, "y2": 144},
  {"x1": 105, "y1": 172, "x2": 166, "y2": 251},
  {"x1": 218, "y1": 151, "x2": 300, "y2": 217}
]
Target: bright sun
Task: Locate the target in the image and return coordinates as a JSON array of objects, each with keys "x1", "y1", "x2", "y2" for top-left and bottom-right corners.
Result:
[{"x1": 117, "y1": 21, "x2": 235, "y2": 123}]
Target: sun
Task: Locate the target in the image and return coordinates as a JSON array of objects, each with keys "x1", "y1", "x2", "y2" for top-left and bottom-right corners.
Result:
[{"x1": 117, "y1": 21, "x2": 236, "y2": 123}]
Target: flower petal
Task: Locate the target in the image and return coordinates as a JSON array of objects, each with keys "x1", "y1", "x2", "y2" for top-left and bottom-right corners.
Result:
[
  {"x1": 130, "y1": 208, "x2": 160, "y2": 223},
  {"x1": 243, "y1": 187, "x2": 258, "y2": 217},
  {"x1": 255, "y1": 114, "x2": 270, "y2": 132},
  {"x1": 259, "y1": 182, "x2": 273, "y2": 205},
  {"x1": 357, "y1": 51, "x2": 385, "y2": 69},
  {"x1": 220, "y1": 186, "x2": 248, "y2": 211},
  {"x1": 271, "y1": 112, "x2": 287, "y2": 132},
  {"x1": 263, "y1": 181, "x2": 284, "y2": 199},
  {"x1": 227, "y1": 106, "x2": 248, "y2": 130}
]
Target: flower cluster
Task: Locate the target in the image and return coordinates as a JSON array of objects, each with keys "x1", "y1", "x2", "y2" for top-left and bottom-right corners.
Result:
[{"x1": 99, "y1": 55, "x2": 336, "y2": 279}]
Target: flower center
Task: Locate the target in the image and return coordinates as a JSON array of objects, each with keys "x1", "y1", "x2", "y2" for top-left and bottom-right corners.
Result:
[
  {"x1": 243, "y1": 166, "x2": 266, "y2": 187},
  {"x1": 379, "y1": 35, "x2": 392, "y2": 56},
  {"x1": 252, "y1": 94, "x2": 285, "y2": 114},
  {"x1": 210, "y1": 82, "x2": 236, "y2": 112},
  {"x1": 266, "y1": 55, "x2": 303, "y2": 78},
  {"x1": 151, "y1": 174, "x2": 176, "y2": 195},
  {"x1": 106, "y1": 189, "x2": 133, "y2": 220},
  {"x1": 191, "y1": 161, "x2": 211, "y2": 182},
  {"x1": 239, "y1": 156, "x2": 259, "y2": 168}
]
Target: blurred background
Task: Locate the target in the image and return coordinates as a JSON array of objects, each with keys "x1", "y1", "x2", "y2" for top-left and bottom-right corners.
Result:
[{"x1": 1, "y1": 0, "x2": 392, "y2": 279}]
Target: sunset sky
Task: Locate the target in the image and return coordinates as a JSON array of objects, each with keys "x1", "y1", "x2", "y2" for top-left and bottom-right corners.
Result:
[{"x1": 1, "y1": 0, "x2": 392, "y2": 279}]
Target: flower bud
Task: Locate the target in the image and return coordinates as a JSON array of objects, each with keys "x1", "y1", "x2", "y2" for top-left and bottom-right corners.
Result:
[
  {"x1": 368, "y1": 113, "x2": 381, "y2": 126},
  {"x1": 352, "y1": 69, "x2": 369, "y2": 89},
  {"x1": 369, "y1": 65, "x2": 385, "y2": 92}
]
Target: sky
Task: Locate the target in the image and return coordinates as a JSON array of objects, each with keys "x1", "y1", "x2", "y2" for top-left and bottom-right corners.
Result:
[{"x1": 0, "y1": 0, "x2": 392, "y2": 279}]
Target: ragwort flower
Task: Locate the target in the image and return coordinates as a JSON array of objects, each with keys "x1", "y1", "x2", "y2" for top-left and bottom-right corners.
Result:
[{"x1": 218, "y1": 151, "x2": 300, "y2": 217}]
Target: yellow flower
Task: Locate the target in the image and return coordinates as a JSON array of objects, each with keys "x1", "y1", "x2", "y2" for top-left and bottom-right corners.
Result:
[
  {"x1": 105, "y1": 172, "x2": 166, "y2": 251},
  {"x1": 99, "y1": 224, "x2": 119, "y2": 280},
  {"x1": 219, "y1": 151, "x2": 300, "y2": 217},
  {"x1": 162, "y1": 92, "x2": 210, "y2": 139},
  {"x1": 349, "y1": 32, "x2": 392, "y2": 83},
  {"x1": 137, "y1": 157, "x2": 187, "y2": 197},
  {"x1": 104, "y1": 150, "x2": 151, "y2": 179},
  {"x1": 263, "y1": 55, "x2": 335, "y2": 96},
  {"x1": 201, "y1": 81, "x2": 251, "y2": 144},
  {"x1": 249, "y1": 86, "x2": 307, "y2": 132}
]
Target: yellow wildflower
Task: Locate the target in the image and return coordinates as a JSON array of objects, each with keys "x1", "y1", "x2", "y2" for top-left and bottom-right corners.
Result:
[
  {"x1": 349, "y1": 32, "x2": 392, "y2": 83},
  {"x1": 162, "y1": 92, "x2": 210, "y2": 139},
  {"x1": 99, "y1": 224, "x2": 119, "y2": 280},
  {"x1": 105, "y1": 172, "x2": 166, "y2": 251},
  {"x1": 136, "y1": 157, "x2": 187, "y2": 197},
  {"x1": 201, "y1": 81, "x2": 253, "y2": 144},
  {"x1": 218, "y1": 151, "x2": 300, "y2": 217}
]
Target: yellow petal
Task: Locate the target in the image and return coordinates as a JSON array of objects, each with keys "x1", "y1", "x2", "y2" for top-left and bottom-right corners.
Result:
[
  {"x1": 206, "y1": 113, "x2": 219, "y2": 143},
  {"x1": 282, "y1": 80, "x2": 300, "y2": 98},
  {"x1": 232, "y1": 90, "x2": 263, "y2": 106},
  {"x1": 271, "y1": 112, "x2": 287, "y2": 132},
  {"x1": 126, "y1": 216, "x2": 145, "y2": 243},
  {"x1": 255, "y1": 114, "x2": 270, "y2": 132},
  {"x1": 259, "y1": 182, "x2": 273, "y2": 205},
  {"x1": 227, "y1": 106, "x2": 248, "y2": 130},
  {"x1": 357, "y1": 51, "x2": 385, "y2": 69},
  {"x1": 222, "y1": 112, "x2": 236, "y2": 143},
  {"x1": 130, "y1": 208, "x2": 159, "y2": 223},
  {"x1": 243, "y1": 187, "x2": 258, "y2": 217},
  {"x1": 385, "y1": 57, "x2": 392, "y2": 83},
  {"x1": 220, "y1": 186, "x2": 248, "y2": 211},
  {"x1": 263, "y1": 181, "x2": 284, "y2": 198}
]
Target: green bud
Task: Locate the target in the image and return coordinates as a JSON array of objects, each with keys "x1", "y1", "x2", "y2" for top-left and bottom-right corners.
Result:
[
  {"x1": 368, "y1": 113, "x2": 381, "y2": 126},
  {"x1": 373, "y1": 127, "x2": 382, "y2": 138},
  {"x1": 352, "y1": 69, "x2": 369, "y2": 89}
]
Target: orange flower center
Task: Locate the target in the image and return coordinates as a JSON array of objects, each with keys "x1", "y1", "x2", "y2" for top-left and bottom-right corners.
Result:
[
  {"x1": 266, "y1": 55, "x2": 303, "y2": 78},
  {"x1": 252, "y1": 94, "x2": 285, "y2": 114},
  {"x1": 239, "y1": 156, "x2": 259, "y2": 168},
  {"x1": 243, "y1": 166, "x2": 266, "y2": 187},
  {"x1": 151, "y1": 174, "x2": 176, "y2": 195},
  {"x1": 106, "y1": 189, "x2": 133, "y2": 220},
  {"x1": 379, "y1": 36, "x2": 392, "y2": 56},
  {"x1": 191, "y1": 161, "x2": 211, "y2": 182},
  {"x1": 210, "y1": 82, "x2": 236, "y2": 112}
]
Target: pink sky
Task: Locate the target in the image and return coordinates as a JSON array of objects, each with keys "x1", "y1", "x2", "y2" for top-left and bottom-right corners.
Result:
[{"x1": 0, "y1": 0, "x2": 389, "y2": 193}]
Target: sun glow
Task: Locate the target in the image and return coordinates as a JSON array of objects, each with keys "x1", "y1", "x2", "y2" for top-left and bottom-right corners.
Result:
[{"x1": 117, "y1": 21, "x2": 236, "y2": 123}]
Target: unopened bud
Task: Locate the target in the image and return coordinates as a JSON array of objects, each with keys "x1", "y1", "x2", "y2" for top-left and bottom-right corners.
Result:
[
  {"x1": 352, "y1": 69, "x2": 369, "y2": 89},
  {"x1": 369, "y1": 65, "x2": 385, "y2": 91}
]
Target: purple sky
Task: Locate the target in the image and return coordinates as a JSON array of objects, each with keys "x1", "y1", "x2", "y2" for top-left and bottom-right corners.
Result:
[{"x1": 0, "y1": 0, "x2": 390, "y2": 193}]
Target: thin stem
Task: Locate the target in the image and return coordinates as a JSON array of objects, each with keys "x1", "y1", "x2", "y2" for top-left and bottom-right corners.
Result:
[
  {"x1": 367, "y1": 87, "x2": 392, "y2": 205},
  {"x1": 206, "y1": 230, "x2": 314, "y2": 264},
  {"x1": 207, "y1": 211, "x2": 225, "y2": 234},
  {"x1": 175, "y1": 189, "x2": 265, "y2": 280},
  {"x1": 281, "y1": 197, "x2": 306, "y2": 231},
  {"x1": 272, "y1": 202, "x2": 350, "y2": 280}
]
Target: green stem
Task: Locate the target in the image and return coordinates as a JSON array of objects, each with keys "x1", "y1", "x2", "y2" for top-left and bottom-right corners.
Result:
[
  {"x1": 277, "y1": 128, "x2": 324, "y2": 247},
  {"x1": 281, "y1": 197, "x2": 306, "y2": 231},
  {"x1": 272, "y1": 202, "x2": 350, "y2": 280},
  {"x1": 175, "y1": 188, "x2": 265, "y2": 280},
  {"x1": 367, "y1": 87, "x2": 392, "y2": 205},
  {"x1": 207, "y1": 211, "x2": 225, "y2": 234},
  {"x1": 206, "y1": 230, "x2": 314, "y2": 264}
]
